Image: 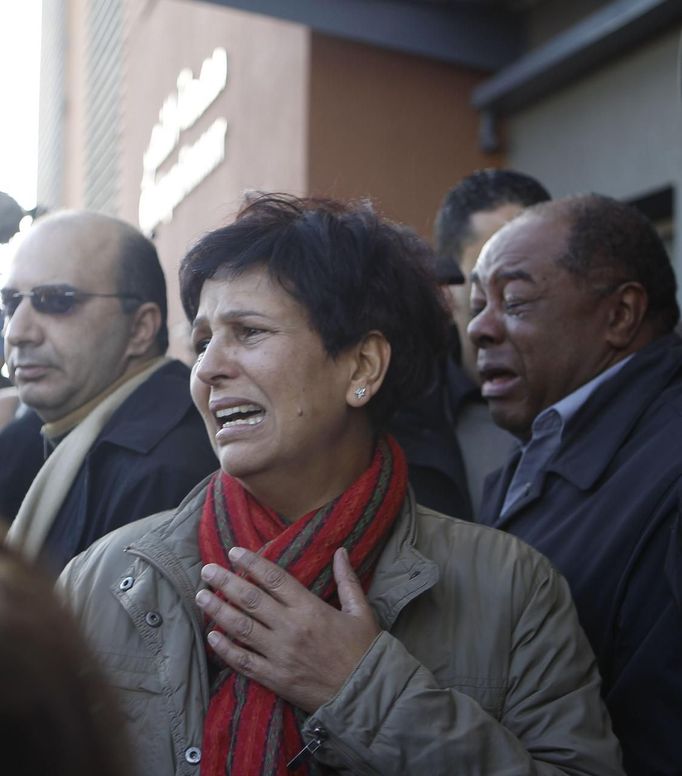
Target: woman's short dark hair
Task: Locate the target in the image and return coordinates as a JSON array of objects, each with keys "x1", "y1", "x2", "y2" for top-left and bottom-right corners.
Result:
[{"x1": 180, "y1": 194, "x2": 450, "y2": 427}]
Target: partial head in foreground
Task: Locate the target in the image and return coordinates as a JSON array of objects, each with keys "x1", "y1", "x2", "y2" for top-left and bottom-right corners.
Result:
[
  {"x1": 0, "y1": 545, "x2": 130, "y2": 776},
  {"x1": 469, "y1": 193, "x2": 678, "y2": 439},
  {"x1": 180, "y1": 193, "x2": 450, "y2": 515},
  {"x1": 0, "y1": 211, "x2": 168, "y2": 422},
  {"x1": 434, "y1": 168, "x2": 550, "y2": 380}
]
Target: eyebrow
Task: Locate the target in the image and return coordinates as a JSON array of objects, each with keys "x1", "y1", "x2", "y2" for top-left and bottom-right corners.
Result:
[
  {"x1": 498, "y1": 268, "x2": 536, "y2": 283},
  {"x1": 1, "y1": 283, "x2": 73, "y2": 293},
  {"x1": 191, "y1": 309, "x2": 273, "y2": 330},
  {"x1": 471, "y1": 268, "x2": 536, "y2": 286}
]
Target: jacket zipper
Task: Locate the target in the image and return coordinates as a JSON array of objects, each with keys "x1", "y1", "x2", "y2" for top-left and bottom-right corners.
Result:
[
  {"x1": 287, "y1": 726, "x2": 326, "y2": 770},
  {"x1": 287, "y1": 725, "x2": 380, "y2": 775}
]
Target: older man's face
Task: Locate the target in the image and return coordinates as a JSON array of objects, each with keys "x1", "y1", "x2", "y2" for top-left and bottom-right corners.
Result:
[
  {"x1": 2, "y1": 221, "x2": 136, "y2": 422},
  {"x1": 467, "y1": 213, "x2": 615, "y2": 440},
  {"x1": 450, "y1": 203, "x2": 525, "y2": 382}
]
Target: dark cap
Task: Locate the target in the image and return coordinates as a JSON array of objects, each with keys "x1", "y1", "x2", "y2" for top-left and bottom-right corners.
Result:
[{"x1": 432, "y1": 254, "x2": 465, "y2": 285}]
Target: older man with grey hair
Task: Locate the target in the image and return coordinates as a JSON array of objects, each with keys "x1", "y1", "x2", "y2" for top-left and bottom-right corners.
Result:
[{"x1": 473, "y1": 193, "x2": 682, "y2": 775}]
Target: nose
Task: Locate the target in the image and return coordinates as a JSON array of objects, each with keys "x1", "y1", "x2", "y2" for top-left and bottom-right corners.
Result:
[
  {"x1": 467, "y1": 302, "x2": 505, "y2": 350},
  {"x1": 193, "y1": 337, "x2": 240, "y2": 386},
  {"x1": 3, "y1": 297, "x2": 44, "y2": 348}
]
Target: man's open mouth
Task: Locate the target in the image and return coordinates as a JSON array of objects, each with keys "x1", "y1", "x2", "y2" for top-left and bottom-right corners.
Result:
[
  {"x1": 215, "y1": 404, "x2": 265, "y2": 428},
  {"x1": 478, "y1": 366, "x2": 520, "y2": 398},
  {"x1": 480, "y1": 367, "x2": 516, "y2": 384}
]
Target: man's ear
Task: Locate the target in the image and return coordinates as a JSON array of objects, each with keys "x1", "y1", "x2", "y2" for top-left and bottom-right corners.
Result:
[
  {"x1": 606, "y1": 281, "x2": 649, "y2": 349},
  {"x1": 125, "y1": 302, "x2": 162, "y2": 358},
  {"x1": 346, "y1": 331, "x2": 391, "y2": 407}
]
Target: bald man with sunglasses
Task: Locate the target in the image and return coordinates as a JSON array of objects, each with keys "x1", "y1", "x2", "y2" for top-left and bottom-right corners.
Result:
[{"x1": 1, "y1": 211, "x2": 217, "y2": 573}]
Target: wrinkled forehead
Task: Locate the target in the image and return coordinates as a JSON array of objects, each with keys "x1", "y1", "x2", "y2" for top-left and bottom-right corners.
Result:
[
  {"x1": 4, "y1": 218, "x2": 120, "y2": 290},
  {"x1": 472, "y1": 212, "x2": 569, "y2": 286}
]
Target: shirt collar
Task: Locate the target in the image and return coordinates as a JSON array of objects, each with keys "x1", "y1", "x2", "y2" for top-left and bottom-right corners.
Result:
[{"x1": 530, "y1": 354, "x2": 635, "y2": 441}]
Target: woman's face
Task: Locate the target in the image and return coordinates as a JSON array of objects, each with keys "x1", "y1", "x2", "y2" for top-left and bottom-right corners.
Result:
[{"x1": 190, "y1": 267, "x2": 371, "y2": 509}]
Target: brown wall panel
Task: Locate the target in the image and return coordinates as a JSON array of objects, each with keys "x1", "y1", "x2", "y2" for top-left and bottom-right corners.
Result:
[
  {"x1": 120, "y1": 0, "x2": 310, "y2": 358},
  {"x1": 308, "y1": 33, "x2": 502, "y2": 240}
]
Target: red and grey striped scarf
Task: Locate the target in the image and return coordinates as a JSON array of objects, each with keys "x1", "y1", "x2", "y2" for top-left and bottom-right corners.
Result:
[{"x1": 198, "y1": 435, "x2": 407, "y2": 776}]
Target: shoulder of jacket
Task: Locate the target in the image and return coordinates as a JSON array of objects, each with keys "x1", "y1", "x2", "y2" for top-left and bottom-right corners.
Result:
[
  {"x1": 93, "y1": 359, "x2": 204, "y2": 452},
  {"x1": 63, "y1": 509, "x2": 175, "y2": 577},
  {"x1": 62, "y1": 476, "x2": 209, "y2": 584},
  {"x1": 413, "y1": 503, "x2": 559, "y2": 587}
]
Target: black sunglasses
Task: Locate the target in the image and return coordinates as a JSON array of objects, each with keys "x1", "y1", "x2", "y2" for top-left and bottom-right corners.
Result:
[{"x1": 0, "y1": 285, "x2": 142, "y2": 317}]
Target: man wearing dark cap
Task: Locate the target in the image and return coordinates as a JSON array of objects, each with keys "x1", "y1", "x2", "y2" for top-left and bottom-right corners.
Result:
[
  {"x1": 434, "y1": 168, "x2": 551, "y2": 382},
  {"x1": 391, "y1": 169, "x2": 548, "y2": 518}
]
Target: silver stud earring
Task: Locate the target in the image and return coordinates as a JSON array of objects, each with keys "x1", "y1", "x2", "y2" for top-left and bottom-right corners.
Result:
[{"x1": 354, "y1": 386, "x2": 367, "y2": 400}]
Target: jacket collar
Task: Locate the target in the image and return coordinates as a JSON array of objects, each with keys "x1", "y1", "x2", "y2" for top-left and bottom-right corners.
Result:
[
  {"x1": 126, "y1": 479, "x2": 440, "y2": 632},
  {"x1": 484, "y1": 335, "x2": 682, "y2": 525},
  {"x1": 480, "y1": 448, "x2": 521, "y2": 525},
  {"x1": 95, "y1": 360, "x2": 195, "y2": 454},
  {"x1": 545, "y1": 334, "x2": 682, "y2": 490},
  {"x1": 368, "y1": 488, "x2": 440, "y2": 630},
  {"x1": 129, "y1": 474, "x2": 209, "y2": 568}
]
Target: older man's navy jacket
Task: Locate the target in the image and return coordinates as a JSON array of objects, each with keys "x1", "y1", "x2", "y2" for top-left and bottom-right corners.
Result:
[{"x1": 479, "y1": 333, "x2": 682, "y2": 776}]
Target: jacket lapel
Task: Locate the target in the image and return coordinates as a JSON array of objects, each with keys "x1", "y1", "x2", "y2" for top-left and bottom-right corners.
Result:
[
  {"x1": 483, "y1": 336, "x2": 682, "y2": 524},
  {"x1": 368, "y1": 489, "x2": 440, "y2": 630},
  {"x1": 478, "y1": 448, "x2": 521, "y2": 528},
  {"x1": 547, "y1": 335, "x2": 682, "y2": 491}
]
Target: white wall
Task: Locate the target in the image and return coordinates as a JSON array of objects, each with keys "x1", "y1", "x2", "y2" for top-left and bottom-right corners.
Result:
[{"x1": 507, "y1": 28, "x2": 682, "y2": 278}]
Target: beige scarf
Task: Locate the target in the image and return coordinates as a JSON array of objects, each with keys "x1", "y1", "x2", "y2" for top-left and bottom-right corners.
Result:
[{"x1": 6, "y1": 357, "x2": 170, "y2": 560}]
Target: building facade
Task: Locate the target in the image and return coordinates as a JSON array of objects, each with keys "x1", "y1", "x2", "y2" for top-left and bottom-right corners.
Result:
[
  {"x1": 476, "y1": 0, "x2": 682, "y2": 264},
  {"x1": 38, "y1": 0, "x2": 682, "y2": 356},
  {"x1": 38, "y1": 0, "x2": 501, "y2": 356}
]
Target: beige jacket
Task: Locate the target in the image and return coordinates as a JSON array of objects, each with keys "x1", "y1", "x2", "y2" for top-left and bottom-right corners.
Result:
[{"x1": 61, "y1": 479, "x2": 623, "y2": 776}]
